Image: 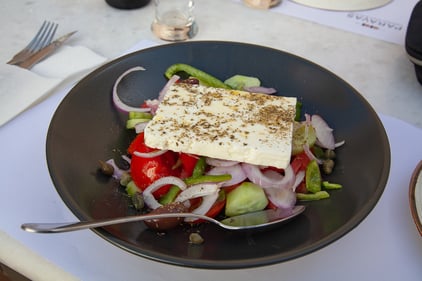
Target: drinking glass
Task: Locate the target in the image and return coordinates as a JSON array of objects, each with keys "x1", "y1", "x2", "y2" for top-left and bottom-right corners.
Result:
[{"x1": 151, "y1": 0, "x2": 198, "y2": 41}]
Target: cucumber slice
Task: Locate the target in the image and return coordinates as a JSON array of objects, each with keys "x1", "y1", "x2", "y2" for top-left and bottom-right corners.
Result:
[
  {"x1": 129, "y1": 111, "x2": 153, "y2": 120},
  {"x1": 224, "y1": 75, "x2": 261, "y2": 90},
  {"x1": 126, "y1": 118, "x2": 151, "y2": 129},
  {"x1": 225, "y1": 182, "x2": 268, "y2": 217}
]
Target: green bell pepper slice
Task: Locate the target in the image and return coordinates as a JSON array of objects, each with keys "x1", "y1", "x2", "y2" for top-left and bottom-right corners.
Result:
[{"x1": 164, "y1": 63, "x2": 231, "y2": 89}]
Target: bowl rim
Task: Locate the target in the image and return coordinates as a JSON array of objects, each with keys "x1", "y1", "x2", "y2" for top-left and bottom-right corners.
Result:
[{"x1": 409, "y1": 160, "x2": 422, "y2": 236}]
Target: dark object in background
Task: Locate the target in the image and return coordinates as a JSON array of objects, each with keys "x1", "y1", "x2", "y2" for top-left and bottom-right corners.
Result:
[
  {"x1": 405, "y1": 1, "x2": 422, "y2": 85},
  {"x1": 105, "y1": 0, "x2": 151, "y2": 9}
]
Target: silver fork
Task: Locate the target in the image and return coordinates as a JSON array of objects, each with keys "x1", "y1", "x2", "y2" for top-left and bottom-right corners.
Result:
[{"x1": 7, "y1": 21, "x2": 58, "y2": 65}]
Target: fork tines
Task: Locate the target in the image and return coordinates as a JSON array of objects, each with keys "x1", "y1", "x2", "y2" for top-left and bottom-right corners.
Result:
[{"x1": 7, "y1": 20, "x2": 58, "y2": 65}]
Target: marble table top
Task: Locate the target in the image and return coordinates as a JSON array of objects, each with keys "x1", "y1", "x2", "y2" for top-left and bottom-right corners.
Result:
[{"x1": 0, "y1": 1, "x2": 421, "y2": 280}]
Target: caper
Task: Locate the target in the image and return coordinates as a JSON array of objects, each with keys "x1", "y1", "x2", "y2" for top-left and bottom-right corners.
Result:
[
  {"x1": 322, "y1": 159, "x2": 335, "y2": 175},
  {"x1": 324, "y1": 149, "x2": 336, "y2": 159},
  {"x1": 189, "y1": 232, "x2": 204, "y2": 244},
  {"x1": 99, "y1": 160, "x2": 114, "y2": 176}
]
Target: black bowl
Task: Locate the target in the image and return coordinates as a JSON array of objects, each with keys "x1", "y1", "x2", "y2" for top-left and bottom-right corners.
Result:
[{"x1": 46, "y1": 41, "x2": 390, "y2": 269}]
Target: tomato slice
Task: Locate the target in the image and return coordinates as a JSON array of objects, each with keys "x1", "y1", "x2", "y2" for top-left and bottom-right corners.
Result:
[
  {"x1": 188, "y1": 190, "x2": 226, "y2": 223},
  {"x1": 205, "y1": 190, "x2": 226, "y2": 218},
  {"x1": 291, "y1": 152, "x2": 311, "y2": 174},
  {"x1": 127, "y1": 132, "x2": 151, "y2": 155},
  {"x1": 262, "y1": 166, "x2": 284, "y2": 173},
  {"x1": 128, "y1": 132, "x2": 180, "y2": 198},
  {"x1": 266, "y1": 200, "x2": 278, "y2": 210},
  {"x1": 179, "y1": 153, "x2": 199, "y2": 178},
  {"x1": 295, "y1": 181, "x2": 307, "y2": 194}
]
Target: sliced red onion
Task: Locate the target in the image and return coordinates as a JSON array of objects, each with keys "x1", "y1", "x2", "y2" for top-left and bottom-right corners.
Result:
[
  {"x1": 112, "y1": 66, "x2": 151, "y2": 113},
  {"x1": 271, "y1": 165, "x2": 295, "y2": 189},
  {"x1": 311, "y1": 115, "x2": 335, "y2": 150},
  {"x1": 158, "y1": 75, "x2": 180, "y2": 102},
  {"x1": 243, "y1": 86, "x2": 277, "y2": 94},
  {"x1": 292, "y1": 170, "x2": 305, "y2": 191},
  {"x1": 105, "y1": 159, "x2": 128, "y2": 180},
  {"x1": 241, "y1": 163, "x2": 265, "y2": 187},
  {"x1": 205, "y1": 157, "x2": 239, "y2": 167},
  {"x1": 121, "y1": 155, "x2": 131, "y2": 164},
  {"x1": 303, "y1": 144, "x2": 322, "y2": 164},
  {"x1": 134, "y1": 121, "x2": 149, "y2": 134},
  {"x1": 144, "y1": 99, "x2": 160, "y2": 115},
  {"x1": 206, "y1": 164, "x2": 247, "y2": 187},
  {"x1": 262, "y1": 169, "x2": 285, "y2": 182},
  {"x1": 265, "y1": 187, "x2": 297, "y2": 209},
  {"x1": 175, "y1": 183, "x2": 220, "y2": 203},
  {"x1": 143, "y1": 176, "x2": 187, "y2": 209},
  {"x1": 185, "y1": 191, "x2": 220, "y2": 222},
  {"x1": 304, "y1": 113, "x2": 311, "y2": 125},
  {"x1": 335, "y1": 140, "x2": 346, "y2": 148},
  {"x1": 241, "y1": 163, "x2": 295, "y2": 190},
  {"x1": 133, "y1": 149, "x2": 168, "y2": 158}
]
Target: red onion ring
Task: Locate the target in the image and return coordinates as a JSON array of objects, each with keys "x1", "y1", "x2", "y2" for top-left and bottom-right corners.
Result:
[
  {"x1": 304, "y1": 113, "x2": 311, "y2": 125},
  {"x1": 311, "y1": 114, "x2": 335, "y2": 150},
  {"x1": 265, "y1": 187, "x2": 297, "y2": 209},
  {"x1": 143, "y1": 177, "x2": 187, "y2": 209},
  {"x1": 335, "y1": 140, "x2": 346, "y2": 148},
  {"x1": 133, "y1": 149, "x2": 168, "y2": 158},
  {"x1": 292, "y1": 170, "x2": 305, "y2": 191},
  {"x1": 134, "y1": 121, "x2": 149, "y2": 134},
  {"x1": 158, "y1": 75, "x2": 180, "y2": 102},
  {"x1": 112, "y1": 66, "x2": 152, "y2": 113},
  {"x1": 175, "y1": 183, "x2": 220, "y2": 203},
  {"x1": 144, "y1": 99, "x2": 160, "y2": 115},
  {"x1": 121, "y1": 155, "x2": 131, "y2": 165},
  {"x1": 185, "y1": 191, "x2": 220, "y2": 222},
  {"x1": 241, "y1": 163, "x2": 295, "y2": 190},
  {"x1": 303, "y1": 144, "x2": 322, "y2": 164},
  {"x1": 243, "y1": 86, "x2": 277, "y2": 94},
  {"x1": 206, "y1": 157, "x2": 239, "y2": 167},
  {"x1": 206, "y1": 164, "x2": 247, "y2": 187}
]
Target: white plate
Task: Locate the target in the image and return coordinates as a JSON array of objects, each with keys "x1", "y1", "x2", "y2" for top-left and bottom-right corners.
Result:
[
  {"x1": 290, "y1": 0, "x2": 392, "y2": 11},
  {"x1": 409, "y1": 160, "x2": 422, "y2": 236}
]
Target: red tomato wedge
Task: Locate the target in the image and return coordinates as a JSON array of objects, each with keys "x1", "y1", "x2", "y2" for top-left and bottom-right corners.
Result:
[
  {"x1": 179, "y1": 153, "x2": 199, "y2": 178},
  {"x1": 205, "y1": 190, "x2": 226, "y2": 218},
  {"x1": 291, "y1": 152, "x2": 311, "y2": 174},
  {"x1": 128, "y1": 132, "x2": 180, "y2": 198}
]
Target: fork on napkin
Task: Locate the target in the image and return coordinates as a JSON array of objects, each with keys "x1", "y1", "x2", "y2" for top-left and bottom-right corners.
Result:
[{"x1": 0, "y1": 44, "x2": 107, "y2": 127}]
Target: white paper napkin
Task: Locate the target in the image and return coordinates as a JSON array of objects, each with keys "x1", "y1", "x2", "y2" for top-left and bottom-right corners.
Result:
[{"x1": 0, "y1": 45, "x2": 107, "y2": 127}]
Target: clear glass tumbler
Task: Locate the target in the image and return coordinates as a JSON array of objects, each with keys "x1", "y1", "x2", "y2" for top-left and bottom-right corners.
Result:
[{"x1": 151, "y1": 0, "x2": 198, "y2": 41}]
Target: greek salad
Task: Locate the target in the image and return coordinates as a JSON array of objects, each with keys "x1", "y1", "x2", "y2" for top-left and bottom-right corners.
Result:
[{"x1": 100, "y1": 63, "x2": 344, "y2": 231}]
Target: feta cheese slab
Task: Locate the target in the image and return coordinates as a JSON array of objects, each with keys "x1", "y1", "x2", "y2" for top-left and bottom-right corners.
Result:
[{"x1": 144, "y1": 83, "x2": 297, "y2": 169}]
